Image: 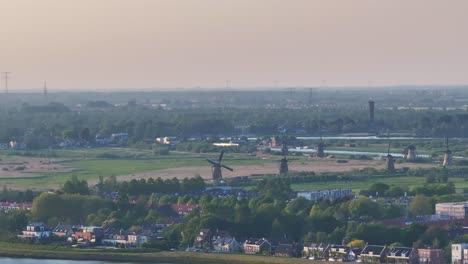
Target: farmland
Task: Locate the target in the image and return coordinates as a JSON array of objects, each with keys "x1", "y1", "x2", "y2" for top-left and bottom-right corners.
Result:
[{"x1": 0, "y1": 146, "x2": 439, "y2": 191}]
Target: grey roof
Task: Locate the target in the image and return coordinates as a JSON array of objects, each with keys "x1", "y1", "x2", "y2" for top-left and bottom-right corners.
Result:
[
  {"x1": 244, "y1": 238, "x2": 270, "y2": 246},
  {"x1": 53, "y1": 224, "x2": 77, "y2": 233},
  {"x1": 388, "y1": 247, "x2": 414, "y2": 258},
  {"x1": 213, "y1": 236, "x2": 237, "y2": 247},
  {"x1": 361, "y1": 245, "x2": 386, "y2": 256}
]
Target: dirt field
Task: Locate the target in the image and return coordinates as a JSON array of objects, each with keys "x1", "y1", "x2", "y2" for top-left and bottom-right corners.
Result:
[
  {"x1": 117, "y1": 158, "x2": 436, "y2": 181},
  {"x1": 0, "y1": 158, "x2": 74, "y2": 178}
]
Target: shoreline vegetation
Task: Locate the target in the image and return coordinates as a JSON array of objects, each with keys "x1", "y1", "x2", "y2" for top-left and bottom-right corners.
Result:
[{"x1": 0, "y1": 247, "x2": 318, "y2": 264}]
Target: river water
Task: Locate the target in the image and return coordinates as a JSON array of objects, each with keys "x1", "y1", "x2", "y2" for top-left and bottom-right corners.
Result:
[
  {"x1": 0, "y1": 258, "x2": 137, "y2": 264},
  {"x1": 270, "y1": 147, "x2": 431, "y2": 158}
]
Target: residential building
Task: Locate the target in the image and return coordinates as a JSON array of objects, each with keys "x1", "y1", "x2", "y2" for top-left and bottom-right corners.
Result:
[
  {"x1": 196, "y1": 229, "x2": 211, "y2": 248},
  {"x1": 303, "y1": 243, "x2": 330, "y2": 260},
  {"x1": 418, "y1": 248, "x2": 444, "y2": 264},
  {"x1": 102, "y1": 230, "x2": 131, "y2": 248},
  {"x1": 360, "y1": 245, "x2": 387, "y2": 263},
  {"x1": 17, "y1": 222, "x2": 51, "y2": 240},
  {"x1": 329, "y1": 245, "x2": 357, "y2": 262},
  {"x1": 387, "y1": 247, "x2": 418, "y2": 264},
  {"x1": 452, "y1": 244, "x2": 468, "y2": 264},
  {"x1": 110, "y1": 133, "x2": 129, "y2": 142},
  {"x1": 73, "y1": 226, "x2": 104, "y2": 243},
  {"x1": 464, "y1": 249, "x2": 468, "y2": 264},
  {"x1": 297, "y1": 189, "x2": 353, "y2": 202},
  {"x1": 436, "y1": 202, "x2": 468, "y2": 219},
  {"x1": 52, "y1": 224, "x2": 78, "y2": 238},
  {"x1": 274, "y1": 243, "x2": 301, "y2": 258},
  {"x1": 243, "y1": 238, "x2": 271, "y2": 255},
  {"x1": 127, "y1": 232, "x2": 149, "y2": 247},
  {"x1": 212, "y1": 233, "x2": 240, "y2": 253}
]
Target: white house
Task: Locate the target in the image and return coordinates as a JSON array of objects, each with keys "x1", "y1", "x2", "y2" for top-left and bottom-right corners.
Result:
[
  {"x1": 213, "y1": 235, "x2": 240, "y2": 252},
  {"x1": 18, "y1": 222, "x2": 51, "y2": 240},
  {"x1": 452, "y1": 244, "x2": 468, "y2": 264}
]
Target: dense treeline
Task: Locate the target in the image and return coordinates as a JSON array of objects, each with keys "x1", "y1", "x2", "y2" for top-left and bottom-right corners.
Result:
[
  {"x1": 94, "y1": 175, "x2": 206, "y2": 196},
  {"x1": 1, "y1": 103, "x2": 468, "y2": 148}
]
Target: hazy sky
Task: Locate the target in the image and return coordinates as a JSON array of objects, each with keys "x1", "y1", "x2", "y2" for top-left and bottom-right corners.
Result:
[{"x1": 1, "y1": 0, "x2": 468, "y2": 90}]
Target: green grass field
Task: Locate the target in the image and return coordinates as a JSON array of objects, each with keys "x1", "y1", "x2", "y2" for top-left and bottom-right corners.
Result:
[
  {"x1": 0, "y1": 150, "x2": 272, "y2": 189},
  {"x1": 292, "y1": 176, "x2": 468, "y2": 194},
  {"x1": 0, "y1": 147, "x2": 466, "y2": 192}
]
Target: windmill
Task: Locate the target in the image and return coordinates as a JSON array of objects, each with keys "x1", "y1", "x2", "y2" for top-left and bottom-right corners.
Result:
[
  {"x1": 405, "y1": 144, "x2": 417, "y2": 161},
  {"x1": 206, "y1": 151, "x2": 233, "y2": 180},
  {"x1": 279, "y1": 143, "x2": 288, "y2": 174},
  {"x1": 442, "y1": 137, "x2": 452, "y2": 167},
  {"x1": 317, "y1": 126, "x2": 325, "y2": 158},
  {"x1": 385, "y1": 132, "x2": 395, "y2": 172}
]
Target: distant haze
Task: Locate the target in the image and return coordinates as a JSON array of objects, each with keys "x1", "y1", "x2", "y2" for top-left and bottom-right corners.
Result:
[{"x1": 1, "y1": 0, "x2": 468, "y2": 90}]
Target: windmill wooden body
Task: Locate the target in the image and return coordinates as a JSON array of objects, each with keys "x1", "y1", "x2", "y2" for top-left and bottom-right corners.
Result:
[
  {"x1": 443, "y1": 137, "x2": 452, "y2": 167},
  {"x1": 385, "y1": 135, "x2": 395, "y2": 172},
  {"x1": 405, "y1": 144, "x2": 417, "y2": 161},
  {"x1": 206, "y1": 151, "x2": 233, "y2": 180},
  {"x1": 279, "y1": 143, "x2": 288, "y2": 174},
  {"x1": 317, "y1": 135, "x2": 325, "y2": 158}
]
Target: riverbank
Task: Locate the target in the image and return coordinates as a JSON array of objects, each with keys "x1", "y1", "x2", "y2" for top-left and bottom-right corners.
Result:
[{"x1": 0, "y1": 247, "x2": 319, "y2": 264}]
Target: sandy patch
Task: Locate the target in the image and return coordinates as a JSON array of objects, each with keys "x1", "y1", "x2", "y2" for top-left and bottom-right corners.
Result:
[
  {"x1": 116, "y1": 158, "x2": 436, "y2": 181},
  {"x1": 0, "y1": 158, "x2": 75, "y2": 179}
]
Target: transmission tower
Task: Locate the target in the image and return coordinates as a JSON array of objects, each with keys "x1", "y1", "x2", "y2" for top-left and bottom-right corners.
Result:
[
  {"x1": 43, "y1": 81, "x2": 48, "y2": 96},
  {"x1": 3, "y1": 72, "x2": 11, "y2": 94}
]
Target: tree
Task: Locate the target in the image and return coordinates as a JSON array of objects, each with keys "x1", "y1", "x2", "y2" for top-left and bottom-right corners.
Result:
[
  {"x1": 349, "y1": 197, "x2": 381, "y2": 220},
  {"x1": 409, "y1": 195, "x2": 433, "y2": 216},
  {"x1": 62, "y1": 175, "x2": 89, "y2": 195},
  {"x1": 80, "y1": 127, "x2": 90, "y2": 142},
  {"x1": 347, "y1": 239, "x2": 366, "y2": 248}
]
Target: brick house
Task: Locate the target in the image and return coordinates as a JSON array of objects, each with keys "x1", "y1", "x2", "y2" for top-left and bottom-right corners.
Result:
[
  {"x1": 417, "y1": 248, "x2": 444, "y2": 264},
  {"x1": 243, "y1": 238, "x2": 271, "y2": 255}
]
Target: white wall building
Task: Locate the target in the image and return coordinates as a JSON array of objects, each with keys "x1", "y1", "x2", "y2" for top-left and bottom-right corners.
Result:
[
  {"x1": 436, "y1": 202, "x2": 468, "y2": 219},
  {"x1": 452, "y1": 243, "x2": 468, "y2": 264},
  {"x1": 297, "y1": 189, "x2": 353, "y2": 201}
]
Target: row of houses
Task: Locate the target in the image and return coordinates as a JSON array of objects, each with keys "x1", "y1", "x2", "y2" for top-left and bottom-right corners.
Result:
[
  {"x1": 17, "y1": 223, "x2": 153, "y2": 248},
  {"x1": 194, "y1": 230, "x2": 302, "y2": 257},
  {"x1": 303, "y1": 243, "x2": 444, "y2": 264},
  {"x1": 0, "y1": 201, "x2": 32, "y2": 212}
]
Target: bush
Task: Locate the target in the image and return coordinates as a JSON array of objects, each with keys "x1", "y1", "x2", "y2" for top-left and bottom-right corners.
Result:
[{"x1": 14, "y1": 166, "x2": 26, "y2": 171}]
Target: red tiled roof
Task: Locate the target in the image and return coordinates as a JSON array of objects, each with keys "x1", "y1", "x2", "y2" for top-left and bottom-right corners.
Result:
[{"x1": 170, "y1": 204, "x2": 201, "y2": 214}]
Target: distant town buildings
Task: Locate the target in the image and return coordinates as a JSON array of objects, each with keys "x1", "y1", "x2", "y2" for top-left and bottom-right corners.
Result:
[
  {"x1": 297, "y1": 189, "x2": 353, "y2": 202},
  {"x1": 0, "y1": 201, "x2": 32, "y2": 212},
  {"x1": 436, "y1": 202, "x2": 468, "y2": 219}
]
